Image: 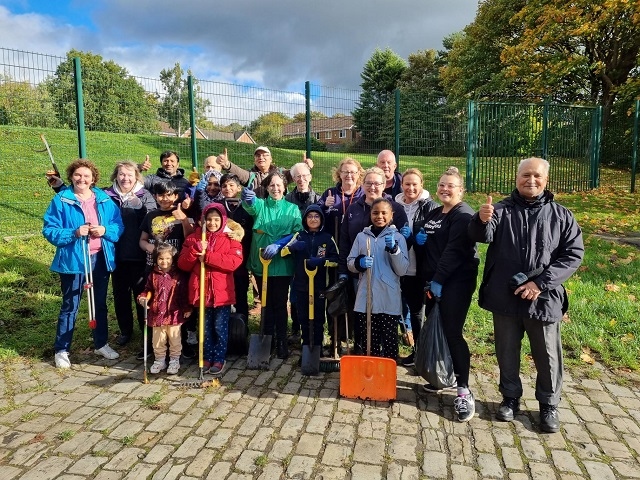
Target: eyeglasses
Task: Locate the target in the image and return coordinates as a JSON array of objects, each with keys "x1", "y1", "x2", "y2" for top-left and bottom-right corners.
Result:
[
  {"x1": 340, "y1": 171, "x2": 358, "y2": 176},
  {"x1": 306, "y1": 214, "x2": 321, "y2": 220},
  {"x1": 438, "y1": 183, "x2": 462, "y2": 189},
  {"x1": 294, "y1": 174, "x2": 311, "y2": 180},
  {"x1": 364, "y1": 181, "x2": 383, "y2": 188}
]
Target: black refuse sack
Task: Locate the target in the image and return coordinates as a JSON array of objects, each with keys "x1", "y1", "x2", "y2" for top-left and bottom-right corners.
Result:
[
  {"x1": 415, "y1": 301, "x2": 456, "y2": 389},
  {"x1": 320, "y1": 277, "x2": 349, "y2": 317}
]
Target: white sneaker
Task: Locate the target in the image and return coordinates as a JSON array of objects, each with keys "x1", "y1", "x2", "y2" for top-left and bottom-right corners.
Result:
[
  {"x1": 186, "y1": 330, "x2": 198, "y2": 345},
  {"x1": 166, "y1": 358, "x2": 180, "y2": 375},
  {"x1": 55, "y1": 351, "x2": 71, "y2": 369},
  {"x1": 150, "y1": 359, "x2": 167, "y2": 374},
  {"x1": 95, "y1": 344, "x2": 120, "y2": 360}
]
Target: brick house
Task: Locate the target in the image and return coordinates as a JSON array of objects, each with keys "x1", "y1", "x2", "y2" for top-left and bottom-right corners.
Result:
[
  {"x1": 281, "y1": 116, "x2": 360, "y2": 150},
  {"x1": 181, "y1": 126, "x2": 256, "y2": 144}
]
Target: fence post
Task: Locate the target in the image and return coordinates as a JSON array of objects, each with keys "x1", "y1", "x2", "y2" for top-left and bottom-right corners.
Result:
[
  {"x1": 541, "y1": 98, "x2": 550, "y2": 159},
  {"x1": 589, "y1": 106, "x2": 603, "y2": 189},
  {"x1": 73, "y1": 57, "x2": 86, "y2": 158},
  {"x1": 187, "y1": 75, "x2": 198, "y2": 171},
  {"x1": 631, "y1": 99, "x2": 639, "y2": 193},
  {"x1": 305, "y1": 81, "x2": 311, "y2": 158},
  {"x1": 394, "y1": 89, "x2": 400, "y2": 166},
  {"x1": 466, "y1": 100, "x2": 476, "y2": 192}
]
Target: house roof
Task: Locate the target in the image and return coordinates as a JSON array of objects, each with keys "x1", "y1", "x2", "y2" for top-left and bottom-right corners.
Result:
[
  {"x1": 181, "y1": 127, "x2": 255, "y2": 143},
  {"x1": 282, "y1": 116, "x2": 355, "y2": 136}
]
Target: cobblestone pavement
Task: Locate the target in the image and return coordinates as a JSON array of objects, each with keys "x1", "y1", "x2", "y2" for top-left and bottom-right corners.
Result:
[{"x1": 0, "y1": 350, "x2": 639, "y2": 480}]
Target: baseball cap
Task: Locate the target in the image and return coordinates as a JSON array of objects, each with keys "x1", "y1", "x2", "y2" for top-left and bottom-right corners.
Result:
[{"x1": 254, "y1": 146, "x2": 271, "y2": 155}]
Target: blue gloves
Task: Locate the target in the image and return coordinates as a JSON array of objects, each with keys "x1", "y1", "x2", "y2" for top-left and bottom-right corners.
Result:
[
  {"x1": 288, "y1": 240, "x2": 306, "y2": 252},
  {"x1": 262, "y1": 244, "x2": 280, "y2": 259},
  {"x1": 430, "y1": 281, "x2": 443, "y2": 298},
  {"x1": 399, "y1": 223, "x2": 411, "y2": 239},
  {"x1": 307, "y1": 257, "x2": 324, "y2": 268},
  {"x1": 415, "y1": 228, "x2": 428, "y2": 245},
  {"x1": 359, "y1": 256, "x2": 373, "y2": 269},
  {"x1": 385, "y1": 233, "x2": 396, "y2": 250},
  {"x1": 241, "y1": 187, "x2": 256, "y2": 205}
]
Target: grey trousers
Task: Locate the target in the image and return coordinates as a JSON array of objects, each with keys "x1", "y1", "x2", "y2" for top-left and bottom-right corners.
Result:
[{"x1": 493, "y1": 313, "x2": 563, "y2": 405}]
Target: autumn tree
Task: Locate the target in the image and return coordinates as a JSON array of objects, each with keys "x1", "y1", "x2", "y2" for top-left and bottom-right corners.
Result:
[
  {"x1": 158, "y1": 63, "x2": 211, "y2": 135},
  {"x1": 249, "y1": 112, "x2": 291, "y2": 145},
  {"x1": 353, "y1": 48, "x2": 407, "y2": 151},
  {"x1": 45, "y1": 49, "x2": 158, "y2": 133}
]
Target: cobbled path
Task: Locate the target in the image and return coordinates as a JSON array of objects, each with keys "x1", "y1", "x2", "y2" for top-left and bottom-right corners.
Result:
[{"x1": 0, "y1": 350, "x2": 639, "y2": 479}]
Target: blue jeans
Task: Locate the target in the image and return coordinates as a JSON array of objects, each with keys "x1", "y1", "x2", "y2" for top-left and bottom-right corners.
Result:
[
  {"x1": 55, "y1": 251, "x2": 110, "y2": 353},
  {"x1": 204, "y1": 306, "x2": 231, "y2": 364}
]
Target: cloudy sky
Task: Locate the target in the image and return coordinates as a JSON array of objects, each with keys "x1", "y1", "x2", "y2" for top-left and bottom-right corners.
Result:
[{"x1": 0, "y1": 0, "x2": 478, "y2": 91}]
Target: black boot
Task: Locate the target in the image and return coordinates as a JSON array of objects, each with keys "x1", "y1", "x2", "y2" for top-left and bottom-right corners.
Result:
[{"x1": 277, "y1": 339, "x2": 289, "y2": 359}]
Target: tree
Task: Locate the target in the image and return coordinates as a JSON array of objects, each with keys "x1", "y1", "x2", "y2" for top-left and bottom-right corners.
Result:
[
  {"x1": 397, "y1": 49, "x2": 444, "y2": 95},
  {"x1": 158, "y1": 63, "x2": 211, "y2": 135},
  {"x1": 0, "y1": 75, "x2": 57, "y2": 127},
  {"x1": 352, "y1": 48, "x2": 407, "y2": 152},
  {"x1": 45, "y1": 49, "x2": 158, "y2": 133},
  {"x1": 291, "y1": 111, "x2": 327, "y2": 123},
  {"x1": 249, "y1": 112, "x2": 291, "y2": 145},
  {"x1": 501, "y1": 0, "x2": 640, "y2": 125}
]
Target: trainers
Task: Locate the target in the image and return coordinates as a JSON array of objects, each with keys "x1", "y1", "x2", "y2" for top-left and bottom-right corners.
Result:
[
  {"x1": 149, "y1": 359, "x2": 167, "y2": 374},
  {"x1": 288, "y1": 332, "x2": 301, "y2": 345},
  {"x1": 166, "y1": 358, "x2": 180, "y2": 375},
  {"x1": 54, "y1": 351, "x2": 71, "y2": 369},
  {"x1": 186, "y1": 330, "x2": 198, "y2": 345},
  {"x1": 496, "y1": 396, "x2": 520, "y2": 422},
  {"x1": 422, "y1": 379, "x2": 457, "y2": 392},
  {"x1": 95, "y1": 344, "x2": 119, "y2": 360},
  {"x1": 208, "y1": 361, "x2": 226, "y2": 376},
  {"x1": 454, "y1": 392, "x2": 476, "y2": 422},
  {"x1": 115, "y1": 334, "x2": 131, "y2": 346},
  {"x1": 401, "y1": 352, "x2": 415, "y2": 367},
  {"x1": 539, "y1": 403, "x2": 560, "y2": 433}
]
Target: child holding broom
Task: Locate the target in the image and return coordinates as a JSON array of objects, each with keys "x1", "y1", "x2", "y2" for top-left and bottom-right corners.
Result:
[
  {"x1": 347, "y1": 198, "x2": 409, "y2": 359},
  {"x1": 178, "y1": 203, "x2": 244, "y2": 376},
  {"x1": 137, "y1": 242, "x2": 191, "y2": 375}
]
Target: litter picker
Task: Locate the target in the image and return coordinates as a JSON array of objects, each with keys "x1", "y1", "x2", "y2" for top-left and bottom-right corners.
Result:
[
  {"x1": 141, "y1": 292, "x2": 151, "y2": 384},
  {"x1": 80, "y1": 228, "x2": 97, "y2": 330},
  {"x1": 340, "y1": 237, "x2": 397, "y2": 401}
]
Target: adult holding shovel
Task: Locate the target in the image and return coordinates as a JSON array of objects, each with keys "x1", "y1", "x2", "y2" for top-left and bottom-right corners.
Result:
[
  {"x1": 242, "y1": 171, "x2": 302, "y2": 360},
  {"x1": 43, "y1": 159, "x2": 124, "y2": 369}
]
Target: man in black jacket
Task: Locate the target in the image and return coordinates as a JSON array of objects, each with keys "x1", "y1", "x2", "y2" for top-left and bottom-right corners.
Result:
[{"x1": 468, "y1": 157, "x2": 584, "y2": 433}]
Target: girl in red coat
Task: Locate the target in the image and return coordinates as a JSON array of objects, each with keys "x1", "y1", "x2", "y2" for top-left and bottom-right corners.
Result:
[{"x1": 178, "y1": 203, "x2": 244, "y2": 376}]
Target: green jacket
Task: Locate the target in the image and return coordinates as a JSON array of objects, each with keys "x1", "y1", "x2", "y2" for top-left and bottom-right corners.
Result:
[{"x1": 243, "y1": 197, "x2": 302, "y2": 276}]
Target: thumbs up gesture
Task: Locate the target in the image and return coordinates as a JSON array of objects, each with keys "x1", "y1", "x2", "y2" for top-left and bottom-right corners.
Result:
[
  {"x1": 479, "y1": 195, "x2": 494, "y2": 223},
  {"x1": 399, "y1": 222, "x2": 411, "y2": 239},
  {"x1": 140, "y1": 154, "x2": 151, "y2": 172},
  {"x1": 241, "y1": 184, "x2": 256, "y2": 205},
  {"x1": 302, "y1": 152, "x2": 314, "y2": 170},
  {"x1": 173, "y1": 202, "x2": 187, "y2": 221},
  {"x1": 415, "y1": 227, "x2": 428, "y2": 245},
  {"x1": 216, "y1": 148, "x2": 231, "y2": 169},
  {"x1": 324, "y1": 190, "x2": 335, "y2": 208}
]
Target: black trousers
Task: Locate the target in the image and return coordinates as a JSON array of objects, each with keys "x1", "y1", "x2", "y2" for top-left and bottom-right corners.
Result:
[
  {"x1": 255, "y1": 275, "x2": 291, "y2": 341},
  {"x1": 233, "y1": 264, "x2": 250, "y2": 319},
  {"x1": 401, "y1": 275, "x2": 426, "y2": 346},
  {"x1": 112, "y1": 260, "x2": 147, "y2": 337}
]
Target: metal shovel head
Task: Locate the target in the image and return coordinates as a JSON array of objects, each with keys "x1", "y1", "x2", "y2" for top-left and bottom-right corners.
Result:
[
  {"x1": 340, "y1": 354, "x2": 397, "y2": 401},
  {"x1": 247, "y1": 333, "x2": 272, "y2": 370},
  {"x1": 301, "y1": 344, "x2": 321, "y2": 376}
]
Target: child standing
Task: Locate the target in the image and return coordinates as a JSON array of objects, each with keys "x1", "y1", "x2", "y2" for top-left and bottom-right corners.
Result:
[
  {"x1": 347, "y1": 198, "x2": 409, "y2": 359},
  {"x1": 137, "y1": 243, "x2": 191, "y2": 375},
  {"x1": 178, "y1": 203, "x2": 244, "y2": 376},
  {"x1": 281, "y1": 205, "x2": 338, "y2": 360}
]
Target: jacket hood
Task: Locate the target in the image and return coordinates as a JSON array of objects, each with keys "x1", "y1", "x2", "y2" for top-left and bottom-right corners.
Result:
[
  {"x1": 506, "y1": 189, "x2": 554, "y2": 208},
  {"x1": 156, "y1": 167, "x2": 186, "y2": 179},
  {"x1": 302, "y1": 204, "x2": 324, "y2": 232},
  {"x1": 225, "y1": 218, "x2": 245, "y2": 242},
  {"x1": 394, "y1": 189, "x2": 430, "y2": 206},
  {"x1": 202, "y1": 202, "x2": 228, "y2": 232}
]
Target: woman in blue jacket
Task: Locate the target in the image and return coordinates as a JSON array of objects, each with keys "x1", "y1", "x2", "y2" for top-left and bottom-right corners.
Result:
[{"x1": 43, "y1": 159, "x2": 124, "y2": 369}]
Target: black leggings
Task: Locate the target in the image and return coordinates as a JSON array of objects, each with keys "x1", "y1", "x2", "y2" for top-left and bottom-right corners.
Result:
[
  {"x1": 424, "y1": 277, "x2": 476, "y2": 388},
  {"x1": 401, "y1": 275, "x2": 426, "y2": 346}
]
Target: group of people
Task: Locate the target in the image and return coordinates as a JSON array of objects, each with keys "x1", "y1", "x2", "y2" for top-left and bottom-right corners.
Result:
[{"x1": 43, "y1": 147, "x2": 583, "y2": 433}]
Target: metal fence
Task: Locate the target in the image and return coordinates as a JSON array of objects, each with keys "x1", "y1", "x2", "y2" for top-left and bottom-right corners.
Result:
[{"x1": 0, "y1": 47, "x2": 638, "y2": 237}]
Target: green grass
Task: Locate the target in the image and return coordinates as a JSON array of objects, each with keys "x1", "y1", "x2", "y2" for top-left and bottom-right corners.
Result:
[{"x1": 1, "y1": 125, "x2": 639, "y2": 374}]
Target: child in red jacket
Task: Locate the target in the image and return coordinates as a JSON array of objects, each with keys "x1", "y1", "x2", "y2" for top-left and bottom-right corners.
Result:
[
  {"x1": 137, "y1": 242, "x2": 192, "y2": 375},
  {"x1": 178, "y1": 203, "x2": 244, "y2": 376}
]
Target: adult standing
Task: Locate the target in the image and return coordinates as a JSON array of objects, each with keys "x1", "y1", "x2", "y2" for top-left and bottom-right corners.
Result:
[
  {"x1": 377, "y1": 150, "x2": 402, "y2": 198},
  {"x1": 43, "y1": 159, "x2": 124, "y2": 369},
  {"x1": 217, "y1": 146, "x2": 313, "y2": 198},
  {"x1": 143, "y1": 150, "x2": 191, "y2": 200},
  {"x1": 395, "y1": 168, "x2": 438, "y2": 366},
  {"x1": 414, "y1": 167, "x2": 479, "y2": 423},
  {"x1": 468, "y1": 157, "x2": 584, "y2": 433},
  {"x1": 104, "y1": 161, "x2": 156, "y2": 346},
  {"x1": 241, "y1": 171, "x2": 302, "y2": 359}
]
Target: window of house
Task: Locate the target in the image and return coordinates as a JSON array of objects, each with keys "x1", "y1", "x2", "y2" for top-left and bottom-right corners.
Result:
[
  {"x1": 325, "y1": 131, "x2": 332, "y2": 139},
  {"x1": 315, "y1": 132, "x2": 320, "y2": 140},
  {"x1": 339, "y1": 129, "x2": 346, "y2": 138}
]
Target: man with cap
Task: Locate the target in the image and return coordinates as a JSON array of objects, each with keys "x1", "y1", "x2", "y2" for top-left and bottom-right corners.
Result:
[{"x1": 216, "y1": 146, "x2": 313, "y2": 198}]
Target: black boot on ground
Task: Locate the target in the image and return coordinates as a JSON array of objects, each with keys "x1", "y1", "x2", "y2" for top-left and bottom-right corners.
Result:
[{"x1": 277, "y1": 339, "x2": 289, "y2": 359}]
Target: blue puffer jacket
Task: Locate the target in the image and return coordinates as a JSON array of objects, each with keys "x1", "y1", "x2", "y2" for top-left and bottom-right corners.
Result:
[{"x1": 43, "y1": 186, "x2": 124, "y2": 274}]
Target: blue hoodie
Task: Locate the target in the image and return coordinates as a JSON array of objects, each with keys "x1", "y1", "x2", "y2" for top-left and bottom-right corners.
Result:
[{"x1": 284, "y1": 205, "x2": 339, "y2": 293}]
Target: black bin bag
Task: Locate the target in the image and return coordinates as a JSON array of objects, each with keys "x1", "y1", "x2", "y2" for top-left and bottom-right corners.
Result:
[{"x1": 415, "y1": 301, "x2": 456, "y2": 389}]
